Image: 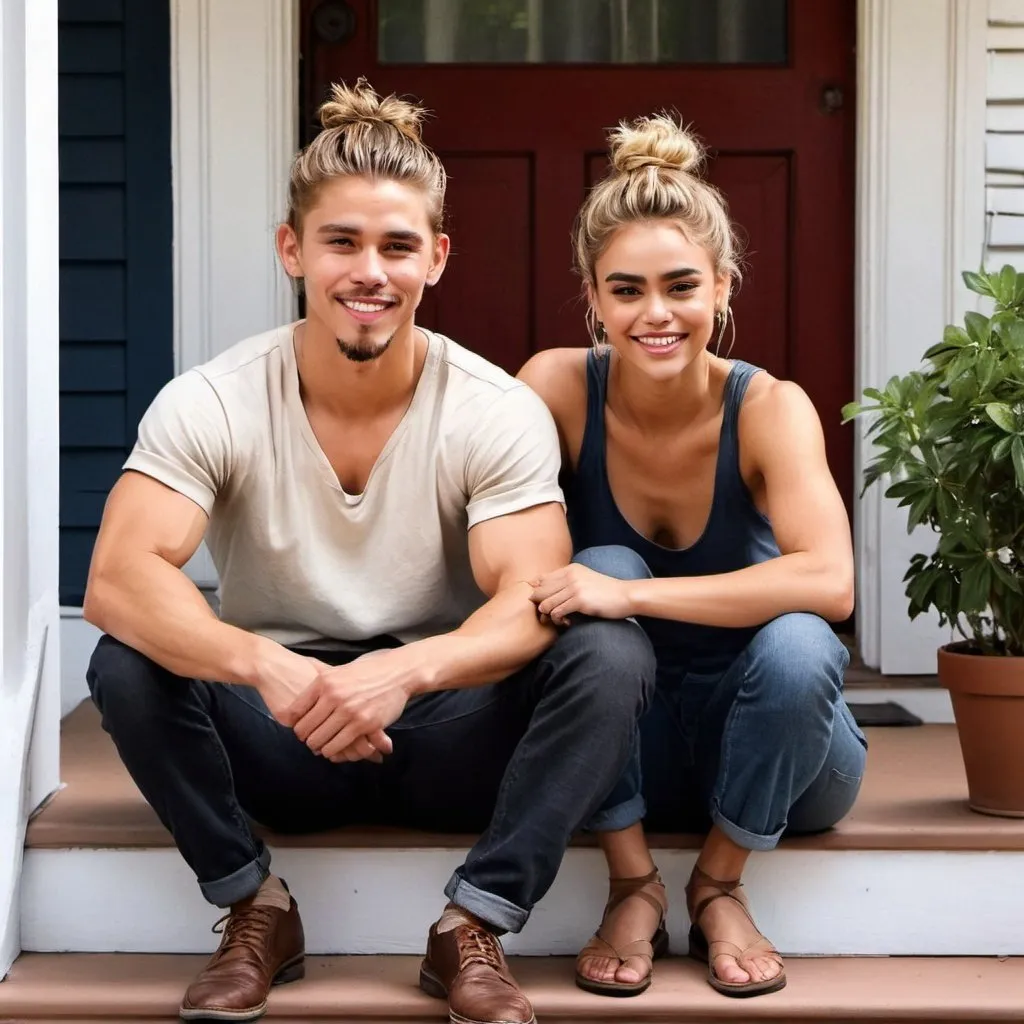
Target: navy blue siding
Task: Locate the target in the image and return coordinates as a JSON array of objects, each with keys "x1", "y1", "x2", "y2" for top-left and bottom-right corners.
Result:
[{"x1": 59, "y1": 0, "x2": 173, "y2": 604}]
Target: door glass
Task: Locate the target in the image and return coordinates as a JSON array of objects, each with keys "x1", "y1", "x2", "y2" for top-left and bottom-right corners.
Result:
[{"x1": 379, "y1": 0, "x2": 788, "y2": 65}]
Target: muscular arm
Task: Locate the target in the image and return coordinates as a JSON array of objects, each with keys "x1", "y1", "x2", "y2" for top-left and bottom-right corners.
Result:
[
  {"x1": 627, "y1": 381, "x2": 854, "y2": 626},
  {"x1": 286, "y1": 502, "x2": 572, "y2": 759},
  {"x1": 84, "y1": 472, "x2": 320, "y2": 710},
  {"x1": 534, "y1": 381, "x2": 854, "y2": 628},
  {"x1": 401, "y1": 501, "x2": 571, "y2": 694}
]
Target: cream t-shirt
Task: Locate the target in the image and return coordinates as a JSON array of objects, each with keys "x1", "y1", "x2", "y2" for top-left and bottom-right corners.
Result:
[{"x1": 124, "y1": 324, "x2": 564, "y2": 647}]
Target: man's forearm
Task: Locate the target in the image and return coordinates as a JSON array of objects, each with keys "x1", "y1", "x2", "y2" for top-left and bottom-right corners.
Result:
[
  {"x1": 400, "y1": 581, "x2": 557, "y2": 696},
  {"x1": 84, "y1": 552, "x2": 274, "y2": 685}
]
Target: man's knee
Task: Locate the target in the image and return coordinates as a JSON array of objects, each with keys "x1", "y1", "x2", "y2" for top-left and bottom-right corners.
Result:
[
  {"x1": 573, "y1": 544, "x2": 652, "y2": 582},
  {"x1": 746, "y1": 613, "x2": 849, "y2": 712},
  {"x1": 87, "y1": 634, "x2": 174, "y2": 721},
  {"x1": 552, "y1": 618, "x2": 656, "y2": 712}
]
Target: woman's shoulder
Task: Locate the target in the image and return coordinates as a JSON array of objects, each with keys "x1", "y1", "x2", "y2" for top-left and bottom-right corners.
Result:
[{"x1": 516, "y1": 346, "x2": 590, "y2": 418}]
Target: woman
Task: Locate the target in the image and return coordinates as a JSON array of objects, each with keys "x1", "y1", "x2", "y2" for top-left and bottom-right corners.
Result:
[{"x1": 519, "y1": 114, "x2": 866, "y2": 999}]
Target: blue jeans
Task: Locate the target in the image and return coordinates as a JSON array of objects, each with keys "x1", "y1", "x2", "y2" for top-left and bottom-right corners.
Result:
[
  {"x1": 87, "y1": 617, "x2": 655, "y2": 933},
  {"x1": 579, "y1": 545, "x2": 867, "y2": 850}
]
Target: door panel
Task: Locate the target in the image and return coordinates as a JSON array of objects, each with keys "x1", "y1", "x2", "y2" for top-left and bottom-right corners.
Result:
[
  {"x1": 419, "y1": 154, "x2": 533, "y2": 369},
  {"x1": 301, "y1": 0, "x2": 855, "y2": 510}
]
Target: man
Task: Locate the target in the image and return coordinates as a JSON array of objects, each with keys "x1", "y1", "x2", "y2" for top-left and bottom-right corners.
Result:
[{"x1": 83, "y1": 80, "x2": 654, "y2": 1024}]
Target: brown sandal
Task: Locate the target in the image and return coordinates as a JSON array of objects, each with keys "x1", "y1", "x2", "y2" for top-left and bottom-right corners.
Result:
[
  {"x1": 575, "y1": 867, "x2": 669, "y2": 997},
  {"x1": 685, "y1": 864, "x2": 787, "y2": 998}
]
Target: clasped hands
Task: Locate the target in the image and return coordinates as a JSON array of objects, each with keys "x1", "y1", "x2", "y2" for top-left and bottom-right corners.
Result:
[{"x1": 257, "y1": 646, "x2": 414, "y2": 765}]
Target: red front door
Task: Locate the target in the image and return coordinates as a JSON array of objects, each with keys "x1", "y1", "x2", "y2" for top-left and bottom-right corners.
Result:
[{"x1": 301, "y1": 0, "x2": 856, "y2": 510}]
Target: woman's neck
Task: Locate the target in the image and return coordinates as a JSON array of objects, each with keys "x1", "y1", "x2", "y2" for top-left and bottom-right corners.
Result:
[{"x1": 608, "y1": 350, "x2": 716, "y2": 434}]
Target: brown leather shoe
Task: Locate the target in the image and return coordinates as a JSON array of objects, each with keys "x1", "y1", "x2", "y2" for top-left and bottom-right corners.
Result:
[
  {"x1": 419, "y1": 917, "x2": 535, "y2": 1024},
  {"x1": 179, "y1": 883, "x2": 305, "y2": 1021}
]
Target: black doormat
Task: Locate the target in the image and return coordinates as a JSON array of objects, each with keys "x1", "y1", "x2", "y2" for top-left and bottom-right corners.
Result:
[{"x1": 847, "y1": 701, "x2": 923, "y2": 727}]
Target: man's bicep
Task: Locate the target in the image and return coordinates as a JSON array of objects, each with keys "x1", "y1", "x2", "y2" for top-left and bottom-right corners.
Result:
[
  {"x1": 468, "y1": 503, "x2": 572, "y2": 597},
  {"x1": 91, "y1": 471, "x2": 209, "y2": 575}
]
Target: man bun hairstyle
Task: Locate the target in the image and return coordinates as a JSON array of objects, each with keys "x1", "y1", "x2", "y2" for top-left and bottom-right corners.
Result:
[{"x1": 287, "y1": 78, "x2": 446, "y2": 234}]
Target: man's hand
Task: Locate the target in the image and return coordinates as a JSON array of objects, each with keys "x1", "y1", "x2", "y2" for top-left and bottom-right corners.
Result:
[
  {"x1": 531, "y1": 564, "x2": 634, "y2": 625},
  {"x1": 281, "y1": 649, "x2": 412, "y2": 762}
]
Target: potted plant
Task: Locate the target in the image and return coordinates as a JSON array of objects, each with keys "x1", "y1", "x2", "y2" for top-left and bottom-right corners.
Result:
[{"x1": 844, "y1": 264, "x2": 1024, "y2": 817}]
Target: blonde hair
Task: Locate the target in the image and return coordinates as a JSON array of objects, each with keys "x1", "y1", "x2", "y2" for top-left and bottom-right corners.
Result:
[
  {"x1": 287, "y1": 78, "x2": 446, "y2": 234},
  {"x1": 573, "y1": 113, "x2": 742, "y2": 289}
]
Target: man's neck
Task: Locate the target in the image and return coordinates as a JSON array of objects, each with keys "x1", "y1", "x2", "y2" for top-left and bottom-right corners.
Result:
[{"x1": 295, "y1": 317, "x2": 427, "y2": 420}]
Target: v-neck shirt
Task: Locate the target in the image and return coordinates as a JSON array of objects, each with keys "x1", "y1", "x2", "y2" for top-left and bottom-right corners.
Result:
[{"x1": 125, "y1": 323, "x2": 564, "y2": 647}]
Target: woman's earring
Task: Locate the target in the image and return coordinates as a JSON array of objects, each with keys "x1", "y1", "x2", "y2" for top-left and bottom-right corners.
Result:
[
  {"x1": 714, "y1": 307, "x2": 734, "y2": 358},
  {"x1": 587, "y1": 308, "x2": 607, "y2": 349}
]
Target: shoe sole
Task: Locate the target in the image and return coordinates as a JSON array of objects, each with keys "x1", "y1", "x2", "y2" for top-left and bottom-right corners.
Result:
[
  {"x1": 178, "y1": 954, "x2": 305, "y2": 1021},
  {"x1": 419, "y1": 963, "x2": 536, "y2": 1024}
]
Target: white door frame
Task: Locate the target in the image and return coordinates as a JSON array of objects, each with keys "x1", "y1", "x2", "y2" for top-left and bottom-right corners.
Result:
[
  {"x1": 855, "y1": 0, "x2": 989, "y2": 672},
  {"x1": 167, "y1": 0, "x2": 991, "y2": 672},
  {"x1": 1, "y1": 0, "x2": 61, "y2": 977}
]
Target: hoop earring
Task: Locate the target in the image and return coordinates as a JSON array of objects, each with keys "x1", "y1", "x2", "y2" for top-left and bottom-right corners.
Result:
[
  {"x1": 714, "y1": 307, "x2": 735, "y2": 359},
  {"x1": 586, "y1": 308, "x2": 607, "y2": 350}
]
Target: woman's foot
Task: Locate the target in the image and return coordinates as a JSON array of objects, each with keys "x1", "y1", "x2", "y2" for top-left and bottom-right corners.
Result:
[
  {"x1": 685, "y1": 864, "x2": 785, "y2": 994},
  {"x1": 576, "y1": 869, "x2": 668, "y2": 994}
]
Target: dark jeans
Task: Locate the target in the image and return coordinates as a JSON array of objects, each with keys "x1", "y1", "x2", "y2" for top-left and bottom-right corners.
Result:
[
  {"x1": 577, "y1": 545, "x2": 868, "y2": 850},
  {"x1": 86, "y1": 618, "x2": 655, "y2": 933}
]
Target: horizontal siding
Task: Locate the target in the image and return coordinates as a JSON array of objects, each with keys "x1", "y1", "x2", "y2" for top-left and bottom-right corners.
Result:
[
  {"x1": 58, "y1": 0, "x2": 171, "y2": 604},
  {"x1": 986, "y1": 0, "x2": 1024, "y2": 270}
]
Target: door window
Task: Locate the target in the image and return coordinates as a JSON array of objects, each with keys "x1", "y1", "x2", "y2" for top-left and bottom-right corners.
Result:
[{"x1": 378, "y1": 0, "x2": 788, "y2": 65}]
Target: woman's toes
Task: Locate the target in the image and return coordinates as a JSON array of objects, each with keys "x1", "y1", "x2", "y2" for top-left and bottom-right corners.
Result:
[
  {"x1": 614, "y1": 956, "x2": 648, "y2": 985},
  {"x1": 581, "y1": 955, "x2": 617, "y2": 982},
  {"x1": 714, "y1": 956, "x2": 752, "y2": 985}
]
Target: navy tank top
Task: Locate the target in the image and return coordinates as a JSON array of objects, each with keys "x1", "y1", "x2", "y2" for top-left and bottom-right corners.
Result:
[{"x1": 566, "y1": 351, "x2": 781, "y2": 678}]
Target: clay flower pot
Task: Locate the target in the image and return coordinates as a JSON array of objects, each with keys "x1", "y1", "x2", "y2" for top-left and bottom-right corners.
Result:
[{"x1": 938, "y1": 642, "x2": 1024, "y2": 817}]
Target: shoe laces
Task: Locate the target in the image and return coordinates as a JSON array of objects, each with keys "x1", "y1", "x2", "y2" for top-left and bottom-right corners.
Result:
[
  {"x1": 456, "y1": 924, "x2": 504, "y2": 971},
  {"x1": 210, "y1": 904, "x2": 276, "y2": 965}
]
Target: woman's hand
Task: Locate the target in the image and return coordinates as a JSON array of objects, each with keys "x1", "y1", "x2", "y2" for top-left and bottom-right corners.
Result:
[{"x1": 530, "y1": 564, "x2": 634, "y2": 624}]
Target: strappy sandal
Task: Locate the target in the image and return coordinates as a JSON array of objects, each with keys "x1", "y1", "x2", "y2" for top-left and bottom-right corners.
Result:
[
  {"x1": 575, "y1": 867, "x2": 669, "y2": 997},
  {"x1": 685, "y1": 864, "x2": 787, "y2": 998}
]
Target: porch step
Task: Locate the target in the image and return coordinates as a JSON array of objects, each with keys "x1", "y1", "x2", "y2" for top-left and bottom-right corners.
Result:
[
  {"x1": 19, "y1": 705, "x2": 1024, "y2": 956},
  {"x1": 3, "y1": 952, "x2": 1023, "y2": 1022}
]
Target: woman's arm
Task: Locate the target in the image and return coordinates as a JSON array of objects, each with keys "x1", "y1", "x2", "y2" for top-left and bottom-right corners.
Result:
[{"x1": 532, "y1": 379, "x2": 855, "y2": 627}]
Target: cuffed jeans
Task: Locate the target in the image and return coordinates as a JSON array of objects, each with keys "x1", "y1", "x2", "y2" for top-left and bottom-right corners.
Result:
[
  {"x1": 578, "y1": 545, "x2": 868, "y2": 850},
  {"x1": 86, "y1": 618, "x2": 655, "y2": 933}
]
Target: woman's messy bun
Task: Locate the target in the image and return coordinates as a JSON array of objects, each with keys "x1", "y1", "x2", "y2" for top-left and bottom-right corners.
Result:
[
  {"x1": 287, "y1": 78, "x2": 445, "y2": 233},
  {"x1": 318, "y1": 77, "x2": 425, "y2": 144},
  {"x1": 608, "y1": 114, "x2": 705, "y2": 175},
  {"x1": 573, "y1": 111, "x2": 741, "y2": 290}
]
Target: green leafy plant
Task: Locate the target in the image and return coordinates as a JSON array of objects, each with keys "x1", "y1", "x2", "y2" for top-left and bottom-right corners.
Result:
[{"x1": 843, "y1": 265, "x2": 1024, "y2": 656}]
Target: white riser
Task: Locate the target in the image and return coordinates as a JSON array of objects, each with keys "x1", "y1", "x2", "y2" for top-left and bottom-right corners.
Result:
[{"x1": 21, "y1": 846, "x2": 1024, "y2": 957}]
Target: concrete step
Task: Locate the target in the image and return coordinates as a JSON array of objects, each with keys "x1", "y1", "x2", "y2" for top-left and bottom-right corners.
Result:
[
  {"x1": 20, "y1": 706, "x2": 1024, "y2": 957},
  {"x1": 3, "y1": 952, "x2": 1024, "y2": 1022}
]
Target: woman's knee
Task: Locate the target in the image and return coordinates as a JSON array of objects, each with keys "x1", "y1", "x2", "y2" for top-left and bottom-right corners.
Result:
[
  {"x1": 573, "y1": 544, "x2": 652, "y2": 582},
  {"x1": 745, "y1": 613, "x2": 850, "y2": 709}
]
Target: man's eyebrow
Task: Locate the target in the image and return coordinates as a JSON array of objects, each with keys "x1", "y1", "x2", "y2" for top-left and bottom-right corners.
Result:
[
  {"x1": 316, "y1": 224, "x2": 424, "y2": 245},
  {"x1": 604, "y1": 267, "x2": 702, "y2": 283},
  {"x1": 384, "y1": 229, "x2": 424, "y2": 245},
  {"x1": 317, "y1": 223, "x2": 360, "y2": 235}
]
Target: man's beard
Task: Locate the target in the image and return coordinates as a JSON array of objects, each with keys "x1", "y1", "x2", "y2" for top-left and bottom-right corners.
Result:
[{"x1": 335, "y1": 331, "x2": 395, "y2": 363}]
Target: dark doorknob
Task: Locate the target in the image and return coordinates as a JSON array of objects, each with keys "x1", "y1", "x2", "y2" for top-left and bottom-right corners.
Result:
[
  {"x1": 312, "y1": 0, "x2": 356, "y2": 45},
  {"x1": 820, "y1": 85, "x2": 844, "y2": 115}
]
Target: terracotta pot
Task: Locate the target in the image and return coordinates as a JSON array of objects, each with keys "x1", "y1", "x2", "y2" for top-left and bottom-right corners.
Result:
[{"x1": 938, "y1": 642, "x2": 1024, "y2": 817}]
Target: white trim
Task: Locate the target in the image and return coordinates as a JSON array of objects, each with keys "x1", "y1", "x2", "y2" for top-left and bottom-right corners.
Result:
[
  {"x1": 0, "y1": 0, "x2": 60, "y2": 977},
  {"x1": 22, "y1": 846, "x2": 1024, "y2": 955},
  {"x1": 854, "y1": 0, "x2": 989, "y2": 673},
  {"x1": 170, "y1": 0, "x2": 299, "y2": 586}
]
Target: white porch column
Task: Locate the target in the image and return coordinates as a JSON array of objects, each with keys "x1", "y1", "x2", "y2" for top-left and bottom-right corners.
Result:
[
  {"x1": 171, "y1": 0, "x2": 298, "y2": 587},
  {"x1": 0, "y1": 0, "x2": 61, "y2": 978},
  {"x1": 855, "y1": 0, "x2": 989, "y2": 673}
]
